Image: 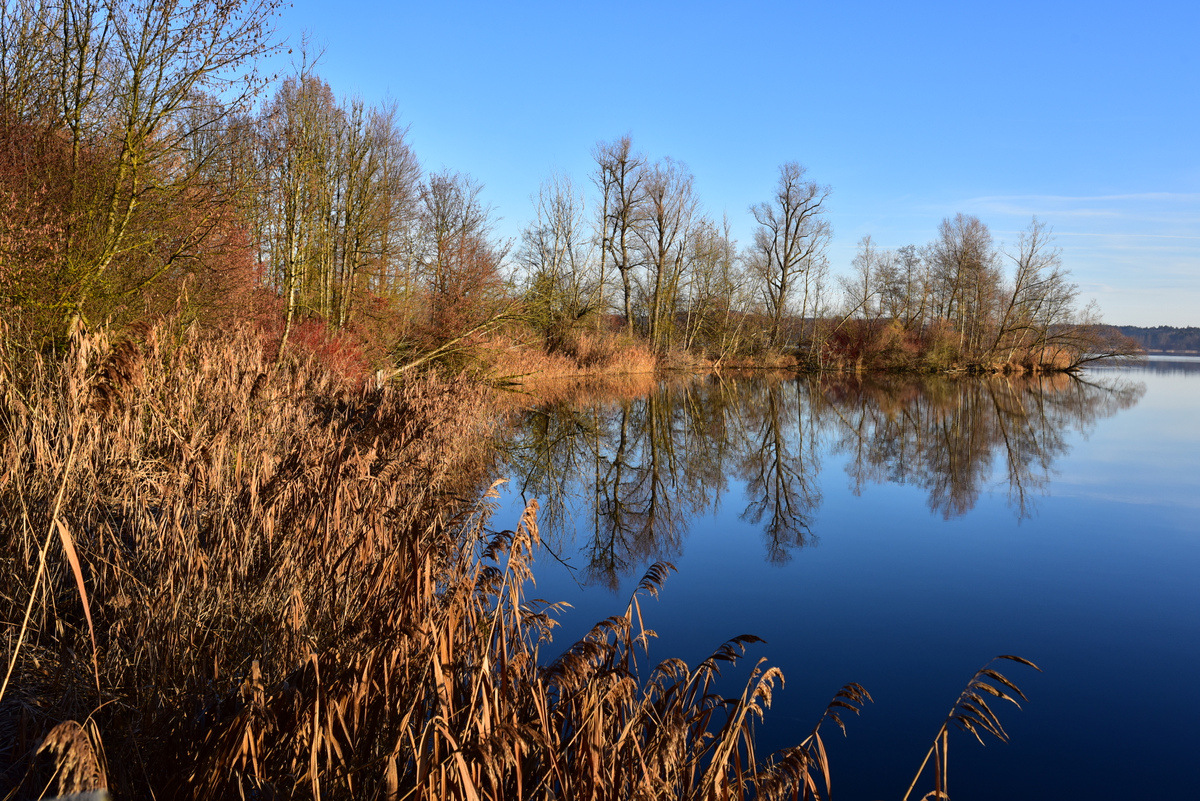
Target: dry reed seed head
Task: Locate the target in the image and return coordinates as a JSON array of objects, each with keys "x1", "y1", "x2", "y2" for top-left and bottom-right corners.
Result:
[
  {"x1": 34, "y1": 719, "x2": 107, "y2": 796},
  {"x1": 632, "y1": 562, "x2": 675, "y2": 601},
  {"x1": 87, "y1": 338, "x2": 144, "y2": 419}
]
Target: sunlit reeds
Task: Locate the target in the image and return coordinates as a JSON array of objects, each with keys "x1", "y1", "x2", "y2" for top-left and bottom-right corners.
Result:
[
  {"x1": 902, "y1": 656, "x2": 1042, "y2": 801},
  {"x1": 0, "y1": 320, "x2": 1042, "y2": 799},
  {"x1": 0, "y1": 321, "x2": 839, "y2": 799},
  {"x1": 0, "y1": 320, "x2": 497, "y2": 796},
  {"x1": 480, "y1": 327, "x2": 658, "y2": 391}
]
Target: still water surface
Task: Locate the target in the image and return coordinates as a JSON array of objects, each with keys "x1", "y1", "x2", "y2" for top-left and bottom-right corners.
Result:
[{"x1": 495, "y1": 358, "x2": 1200, "y2": 800}]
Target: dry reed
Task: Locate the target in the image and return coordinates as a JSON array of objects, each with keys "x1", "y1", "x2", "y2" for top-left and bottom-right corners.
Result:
[
  {"x1": 902, "y1": 655, "x2": 1042, "y2": 801},
  {"x1": 0, "y1": 320, "x2": 1039, "y2": 800},
  {"x1": 480, "y1": 328, "x2": 659, "y2": 392},
  {"x1": 0, "y1": 320, "x2": 856, "y2": 800}
]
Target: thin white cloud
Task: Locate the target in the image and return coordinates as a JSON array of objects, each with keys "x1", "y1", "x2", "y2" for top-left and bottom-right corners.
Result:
[
  {"x1": 1034, "y1": 231, "x2": 1200, "y2": 240},
  {"x1": 964, "y1": 192, "x2": 1200, "y2": 204},
  {"x1": 957, "y1": 194, "x2": 1200, "y2": 242},
  {"x1": 972, "y1": 203, "x2": 1123, "y2": 219}
]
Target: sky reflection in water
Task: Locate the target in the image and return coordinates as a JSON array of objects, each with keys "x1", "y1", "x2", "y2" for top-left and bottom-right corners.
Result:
[{"x1": 495, "y1": 360, "x2": 1199, "y2": 800}]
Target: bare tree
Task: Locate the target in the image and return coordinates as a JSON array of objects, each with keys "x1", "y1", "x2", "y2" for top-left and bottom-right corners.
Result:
[
  {"x1": 417, "y1": 169, "x2": 508, "y2": 343},
  {"x1": 0, "y1": 0, "x2": 282, "y2": 328},
  {"x1": 682, "y1": 214, "x2": 746, "y2": 357},
  {"x1": 635, "y1": 157, "x2": 697, "y2": 352},
  {"x1": 518, "y1": 173, "x2": 597, "y2": 339},
  {"x1": 254, "y1": 65, "x2": 421, "y2": 357},
  {"x1": 330, "y1": 99, "x2": 418, "y2": 328},
  {"x1": 842, "y1": 235, "x2": 884, "y2": 320},
  {"x1": 990, "y1": 218, "x2": 1069, "y2": 362},
  {"x1": 359, "y1": 101, "x2": 422, "y2": 334},
  {"x1": 258, "y1": 70, "x2": 337, "y2": 350},
  {"x1": 798, "y1": 253, "x2": 833, "y2": 358},
  {"x1": 750, "y1": 162, "x2": 831, "y2": 346},
  {"x1": 893, "y1": 244, "x2": 929, "y2": 330},
  {"x1": 926, "y1": 213, "x2": 1001, "y2": 356},
  {"x1": 992, "y1": 217, "x2": 1137, "y2": 368},
  {"x1": 77, "y1": 0, "x2": 280, "y2": 314},
  {"x1": 0, "y1": 0, "x2": 62, "y2": 122},
  {"x1": 592, "y1": 135, "x2": 646, "y2": 329}
]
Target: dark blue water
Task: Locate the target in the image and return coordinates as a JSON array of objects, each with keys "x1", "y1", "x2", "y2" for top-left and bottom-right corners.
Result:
[{"x1": 495, "y1": 359, "x2": 1200, "y2": 800}]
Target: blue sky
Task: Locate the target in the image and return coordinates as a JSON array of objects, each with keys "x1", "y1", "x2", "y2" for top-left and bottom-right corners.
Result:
[{"x1": 271, "y1": 0, "x2": 1200, "y2": 326}]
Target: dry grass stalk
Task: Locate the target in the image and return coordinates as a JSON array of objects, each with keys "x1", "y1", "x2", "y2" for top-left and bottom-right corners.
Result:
[
  {"x1": 902, "y1": 655, "x2": 1041, "y2": 801},
  {"x1": 32, "y1": 719, "x2": 108, "y2": 797}
]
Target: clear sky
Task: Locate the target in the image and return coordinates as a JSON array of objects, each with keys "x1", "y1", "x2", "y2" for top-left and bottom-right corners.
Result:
[{"x1": 271, "y1": 0, "x2": 1200, "y2": 327}]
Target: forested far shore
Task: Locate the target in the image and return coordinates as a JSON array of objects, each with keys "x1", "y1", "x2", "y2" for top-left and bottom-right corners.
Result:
[{"x1": 1115, "y1": 326, "x2": 1200, "y2": 353}]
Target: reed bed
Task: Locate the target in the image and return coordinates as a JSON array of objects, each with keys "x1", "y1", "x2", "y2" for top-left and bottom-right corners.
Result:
[
  {"x1": 480, "y1": 328, "x2": 659, "y2": 392},
  {"x1": 0, "y1": 321, "x2": 868, "y2": 800}
]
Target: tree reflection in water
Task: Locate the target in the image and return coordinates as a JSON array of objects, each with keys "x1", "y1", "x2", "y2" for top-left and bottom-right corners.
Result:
[{"x1": 501, "y1": 371, "x2": 1144, "y2": 586}]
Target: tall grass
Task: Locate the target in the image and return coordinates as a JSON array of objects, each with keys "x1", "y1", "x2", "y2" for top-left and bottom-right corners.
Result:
[
  {"x1": 0, "y1": 320, "x2": 493, "y2": 796},
  {"x1": 0, "y1": 320, "x2": 858, "y2": 799},
  {"x1": 0, "y1": 320, "x2": 1039, "y2": 799},
  {"x1": 482, "y1": 326, "x2": 657, "y2": 382},
  {"x1": 902, "y1": 656, "x2": 1042, "y2": 801}
]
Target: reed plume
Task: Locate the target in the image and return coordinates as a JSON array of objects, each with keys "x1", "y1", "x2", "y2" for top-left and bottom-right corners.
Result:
[{"x1": 902, "y1": 655, "x2": 1042, "y2": 801}]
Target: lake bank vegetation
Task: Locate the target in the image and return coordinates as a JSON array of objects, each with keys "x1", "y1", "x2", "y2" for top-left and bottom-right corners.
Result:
[
  {"x1": 0, "y1": 1, "x2": 1135, "y2": 387},
  {"x1": 1, "y1": 319, "x2": 1051, "y2": 800},
  {"x1": 0, "y1": 0, "x2": 1074, "y2": 796},
  {"x1": 1, "y1": 319, "x2": 874, "y2": 798}
]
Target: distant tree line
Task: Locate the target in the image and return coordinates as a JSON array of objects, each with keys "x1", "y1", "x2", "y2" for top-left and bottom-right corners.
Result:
[
  {"x1": 521, "y1": 137, "x2": 1134, "y2": 371},
  {"x1": 1116, "y1": 326, "x2": 1200, "y2": 353},
  {"x1": 824, "y1": 215, "x2": 1141, "y2": 370}
]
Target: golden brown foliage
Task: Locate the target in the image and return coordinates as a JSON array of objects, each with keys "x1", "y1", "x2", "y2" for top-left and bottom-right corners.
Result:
[
  {"x1": 0, "y1": 320, "x2": 493, "y2": 796},
  {"x1": 480, "y1": 325, "x2": 659, "y2": 396},
  {"x1": 0, "y1": 320, "x2": 864, "y2": 800}
]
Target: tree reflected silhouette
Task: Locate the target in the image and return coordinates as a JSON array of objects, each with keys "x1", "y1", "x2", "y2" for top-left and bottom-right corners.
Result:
[{"x1": 502, "y1": 371, "x2": 1144, "y2": 585}]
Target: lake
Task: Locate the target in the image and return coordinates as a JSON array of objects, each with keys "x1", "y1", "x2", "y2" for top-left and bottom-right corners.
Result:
[{"x1": 495, "y1": 357, "x2": 1200, "y2": 800}]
